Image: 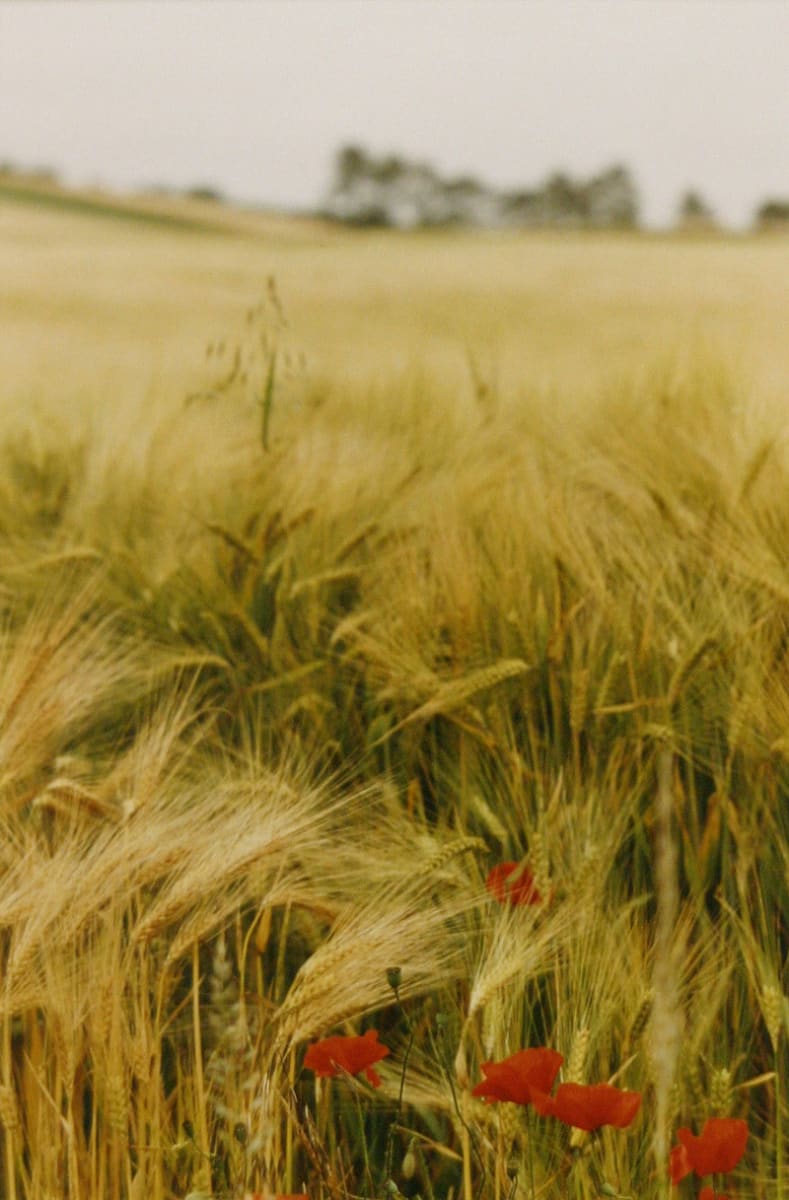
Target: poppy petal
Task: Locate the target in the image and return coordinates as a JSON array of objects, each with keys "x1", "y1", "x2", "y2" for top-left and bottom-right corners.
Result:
[
  {"x1": 529, "y1": 1088, "x2": 557, "y2": 1117},
  {"x1": 304, "y1": 1031, "x2": 390, "y2": 1084},
  {"x1": 550, "y1": 1083, "x2": 642, "y2": 1132},
  {"x1": 471, "y1": 1048, "x2": 563, "y2": 1107},
  {"x1": 485, "y1": 862, "x2": 543, "y2": 906},
  {"x1": 670, "y1": 1142, "x2": 692, "y2": 1184},
  {"x1": 676, "y1": 1118, "x2": 748, "y2": 1177}
]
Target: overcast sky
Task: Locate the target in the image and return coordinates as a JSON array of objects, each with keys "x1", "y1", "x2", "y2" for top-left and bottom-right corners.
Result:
[{"x1": 1, "y1": 0, "x2": 787, "y2": 228}]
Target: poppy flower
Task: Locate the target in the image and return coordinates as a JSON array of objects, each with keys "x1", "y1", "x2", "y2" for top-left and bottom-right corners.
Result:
[
  {"x1": 533, "y1": 1082, "x2": 642, "y2": 1131},
  {"x1": 471, "y1": 1047, "x2": 563, "y2": 1106},
  {"x1": 486, "y1": 861, "x2": 544, "y2": 906},
  {"x1": 669, "y1": 1118, "x2": 748, "y2": 1183},
  {"x1": 698, "y1": 1190, "x2": 729, "y2": 1200},
  {"x1": 303, "y1": 1029, "x2": 390, "y2": 1087}
]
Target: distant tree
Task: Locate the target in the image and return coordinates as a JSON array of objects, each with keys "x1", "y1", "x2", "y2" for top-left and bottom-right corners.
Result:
[
  {"x1": 445, "y1": 175, "x2": 502, "y2": 226},
  {"x1": 326, "y1": 146, "x2": 453, "y2": 227},
  {"x1": 446, "y1": 174, "x2": 484, "y2": 196},
  {"x1": 334, "y1": 144, "x2": 370, "y2": 191},
  {"x1": 326, "y1": 144, "x2": 389, "y2": 226},
  {"x1": 186, "y1": 185, "x2": 225, "y2": 203},
  {"x1": 755, "y1": 198, "x2": 789, "y2": 229},
  {"x1": 586, "y1": 165, "x2": 639, "y2": 228},
  {"x1": 396, "y1": 161, "x2": 450, "y2": 227},
  {"x1": 543, "y1": 172, "x2": 587, "y2": 226},
  {"x1": 500, "y1": 189, "x2": 543, "y2": 227},
  {"x1": 676, "y1": 189, "x2": 716, "y2": 229},
  {"x1": 373, "y1": 154, "x2": 406, "y2": 186}
]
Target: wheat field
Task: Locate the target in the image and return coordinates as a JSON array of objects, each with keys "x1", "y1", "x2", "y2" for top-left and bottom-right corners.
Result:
[{"x1": 0, "y1": 184, "x2": 786, "y2": 1200}]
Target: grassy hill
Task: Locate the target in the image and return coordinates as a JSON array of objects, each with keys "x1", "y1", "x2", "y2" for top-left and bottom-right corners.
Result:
[{"x1": 0, "y1": 169, "x2": 324, "y2": 238}]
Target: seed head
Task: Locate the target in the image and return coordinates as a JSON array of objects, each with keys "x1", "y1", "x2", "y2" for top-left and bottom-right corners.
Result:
[
  {"x1": 710, "y1": 1066, "x2": 732, "y2": 1115},
  {"x1": 565, "y1": 1027, "x2": 590, "y2": 1084},
  {"x1": 761, "y1": 984, "x2": 782, "y2": 1053}
]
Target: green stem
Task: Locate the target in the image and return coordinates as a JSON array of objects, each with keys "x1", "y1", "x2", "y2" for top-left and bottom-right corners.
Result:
[
  {"x1": 777, "y1": 1044, "x2": 783, "y2": 1200},
  {"x1": 353, "y1": 1083, "x2": 373, "y2": 1195},
  {"x1": 526, "y1": 1107, "x2": 538, "y2": 1199},
  {"x1": 383, "y1": 983, "x2": 416, "y2": 1187},
  {"x1": 433, "y1": 1017, "x2": 484, "y2": 1188}
]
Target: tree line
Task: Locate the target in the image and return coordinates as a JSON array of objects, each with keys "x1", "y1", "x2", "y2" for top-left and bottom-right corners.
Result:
[
  {"x1": 322, "y1": 144, "x2": 789, "y2": 232},
  {"x1": 1, "y1": 158, "x2": 788, "y2": 232},
  {"x1": 323, "y1": 145, "x2": 639, "y2": 229}
]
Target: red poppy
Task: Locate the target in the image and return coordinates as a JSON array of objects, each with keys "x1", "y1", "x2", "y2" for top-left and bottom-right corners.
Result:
[
  {"x1": 486, "y1": 861, "x2": 543, "y2": 906},
  {"x1": 669, "y1": 1118, "x2": 748, "y2": 1182},
  {"x1": 303, "y1": 1029, "x2": 390, "y2": 1087},
  {"x1": 533, "y1": 1082, "x2": 642, "y2": 1131},
  {"x1": 471, "y1": 1047, "x2": 563, "y2": 1106},
  {"x1": 698, "y1": 1190, "x2": 729, "y2": 1200}
]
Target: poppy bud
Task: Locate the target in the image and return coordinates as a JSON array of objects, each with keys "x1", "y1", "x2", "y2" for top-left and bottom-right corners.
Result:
[
  {"x1": 387, "y1": 966, "x2": 402, "y2": 992},
  {"x1": 401, "y1": 1147, "x2": 417, "y2": 1179}
]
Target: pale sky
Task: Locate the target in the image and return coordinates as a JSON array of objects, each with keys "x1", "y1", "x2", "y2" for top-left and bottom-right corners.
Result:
[{"x1": 1, "y1": 0, "x2": 787, "y2": 229}]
